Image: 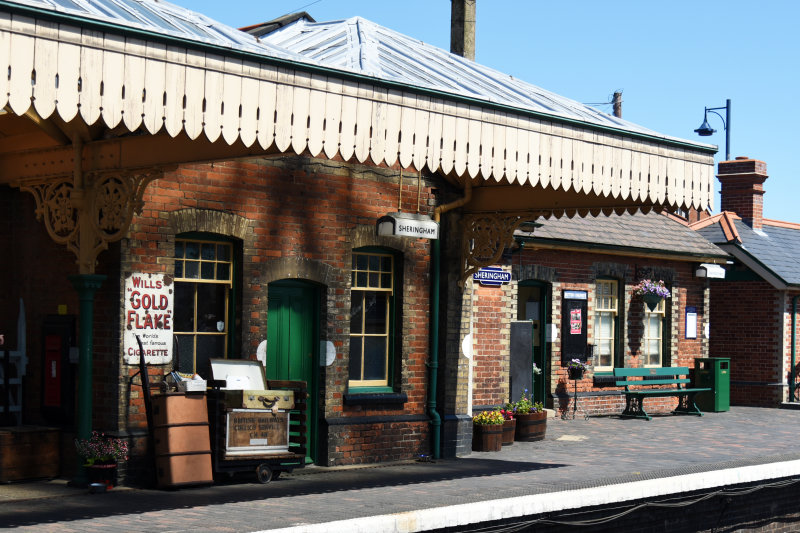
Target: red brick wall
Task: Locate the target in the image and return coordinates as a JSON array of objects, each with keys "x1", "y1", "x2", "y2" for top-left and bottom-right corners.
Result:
[
  {"x1": 709, "y1": 280, "x2": 781, "y2": 406},
  {"x1": 122, "y1": 156, "x2": 436, "y2": 465},
  {"x1": 471, "y1": 245, "x2": 709, "y2": 417}
]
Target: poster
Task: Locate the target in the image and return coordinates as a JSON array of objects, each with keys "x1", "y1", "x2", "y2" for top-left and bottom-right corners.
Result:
[
  {"x1": 570, "y1": 309, "x2": 582, "y2": 334},
  {"x1": 123, "y1": 272, "x2": 174, "y2": 364}
]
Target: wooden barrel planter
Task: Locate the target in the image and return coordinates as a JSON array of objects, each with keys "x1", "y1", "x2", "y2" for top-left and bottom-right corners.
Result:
[
  {"x1": 472, "y1": 424, "x2": 503, "y2": 452},
  {"x1": 514, "y1": 412, "x2": 547, "y2": 442},
  {"x1": 501, "y1": 419, "x2": 516, "y2": 446}
]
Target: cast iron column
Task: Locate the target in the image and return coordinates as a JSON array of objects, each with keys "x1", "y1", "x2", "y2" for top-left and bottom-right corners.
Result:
[{"x1": 68, "y1": 273, "x2": 106, "y2": 486}]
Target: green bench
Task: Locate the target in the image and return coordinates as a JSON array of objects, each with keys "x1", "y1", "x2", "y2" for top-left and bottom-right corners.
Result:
[{"x1": 613, "y1": 366, "x2": 711, "y2": 421}]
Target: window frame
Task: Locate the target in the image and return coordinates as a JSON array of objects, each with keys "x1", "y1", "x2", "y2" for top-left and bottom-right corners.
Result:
[
  {"x1": 173, "y1": 234, "x2": 238, "y2": 375},
  {"x1": 643, "y1": 298, "x2": 666, "y2": 367},
  {"x1": 348, "y1": 248, "x2": 398, "y2": 392},
  {"x1": 593, "y1": 278, "x2": 619, "y2": 371}
]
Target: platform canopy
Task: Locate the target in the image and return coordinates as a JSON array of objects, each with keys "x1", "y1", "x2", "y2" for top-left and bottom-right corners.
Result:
[{"x1": 0, "y1": 0, "x2": 717, "y2": 275}]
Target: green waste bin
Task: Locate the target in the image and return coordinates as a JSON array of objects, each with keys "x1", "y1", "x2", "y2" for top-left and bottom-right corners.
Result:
[{"x1": 694, "y1": 357, "x2": 730, "y2": 412}]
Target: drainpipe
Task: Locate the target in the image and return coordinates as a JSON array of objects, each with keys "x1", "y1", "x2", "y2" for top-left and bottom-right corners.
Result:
[
  {"x1": 428, "y1": 180, "x2": 472, "y2": 459},
  {"x1": 792, "y1": 295, "x2": 799, "y2": 402}
]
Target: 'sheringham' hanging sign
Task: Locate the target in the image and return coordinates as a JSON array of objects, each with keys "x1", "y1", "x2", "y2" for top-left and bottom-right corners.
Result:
[
  {"x1": 473, "y1": 266, "x2": 512, "y2": 287},
  {"x1": 123, "y1": 272, "x2": 174, "y2": 364}
]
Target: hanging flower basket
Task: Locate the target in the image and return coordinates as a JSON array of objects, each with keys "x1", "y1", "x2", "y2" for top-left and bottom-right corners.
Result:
[
  {"x1": 633, "y1": 279, "x2": 670, "y2": 311},
  {"x1": 642, "y1": 293, "x2": 663, "y2": 311},
  {"x1": 568, "y1": 366, "x2": 585, "y2": 380}
]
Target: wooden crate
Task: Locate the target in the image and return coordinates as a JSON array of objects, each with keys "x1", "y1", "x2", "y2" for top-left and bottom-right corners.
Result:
[
  {"x1": 152, "y1": 392, "x2": 213, "y2": 488},
  {"x1": 0, "y1": 426, "x2": 60, "y2": 482}
]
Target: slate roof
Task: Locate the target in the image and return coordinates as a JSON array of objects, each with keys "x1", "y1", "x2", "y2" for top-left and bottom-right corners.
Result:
[
  {"x1": 694, "y1": 216, "x2": 800, "y2": 286},
  {"x1": 518, "y1": 211, "x2": 728, "y2": 260}
]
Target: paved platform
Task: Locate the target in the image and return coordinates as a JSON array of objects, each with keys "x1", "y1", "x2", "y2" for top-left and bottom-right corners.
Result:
[{"x1": 2, "y1": 406, "x2": 800, "y2": 532}]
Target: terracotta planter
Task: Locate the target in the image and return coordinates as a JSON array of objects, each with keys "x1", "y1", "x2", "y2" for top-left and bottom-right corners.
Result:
[
  {"x1": 472, "y1": 424, "x2": 503, "y2": 452},
  {"x1": 514, "y1": 412, "x2": 547, "y2": 442},
  {"x1": 501, "y1": 419, "x2": 516, "y2": 446},
  {"x1": 85, "y1": 463, "x2": 117, "y2": 490},
  {"x1": 568, "y1": 367, "x2": 585, "y2": 380}
]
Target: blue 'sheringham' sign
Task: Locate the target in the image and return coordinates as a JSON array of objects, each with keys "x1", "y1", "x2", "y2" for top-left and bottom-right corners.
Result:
[{"x1": 473, "y1": 266, "x2": 511, "y2": 287}]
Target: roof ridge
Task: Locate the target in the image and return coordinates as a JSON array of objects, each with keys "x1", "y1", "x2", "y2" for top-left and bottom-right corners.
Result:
[
  {"x1": 690, "y1": 211, "x2": 741, "y2": 243},
  {"x1": 763, "y1": 218, "x2": 800, "y2": 230}
]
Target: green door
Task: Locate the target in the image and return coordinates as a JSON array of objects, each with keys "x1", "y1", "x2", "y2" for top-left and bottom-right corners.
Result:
[
  {"x1": 518, "y1": 281, "x2": 550, "y2": 406},
  {"x1": 267, "y1": 281, "x2": 319, "y2": 463}
]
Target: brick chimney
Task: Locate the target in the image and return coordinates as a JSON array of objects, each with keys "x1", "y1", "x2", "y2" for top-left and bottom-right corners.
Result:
[
  {"x1": 718, "y1": 156, "x2": 767, "y2": 230},
  {"x1": 450, "y1": 0, "x2": 476, "y2": 60}
]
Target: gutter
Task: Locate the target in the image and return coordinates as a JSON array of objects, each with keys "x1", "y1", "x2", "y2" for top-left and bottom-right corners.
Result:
[{"x1": 0, "y1": 1, "x2": 718, "y2": 154}]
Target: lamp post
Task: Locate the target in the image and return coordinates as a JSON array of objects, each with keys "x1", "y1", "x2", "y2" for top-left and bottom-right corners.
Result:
[{"x1": 695, "y1": 99, "x2": 731, "y2": 161}]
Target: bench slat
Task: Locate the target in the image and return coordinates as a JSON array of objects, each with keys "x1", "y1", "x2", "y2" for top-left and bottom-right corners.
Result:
[
  {"x1": 625, "y1": 388, "x2": 710, "y2": 397},
  {"x1": 614, "y1": 378, "x2": 691, "y2": 387},
  {"x1": 614, "y1": 367, "x2": 689, "y2": 378}
]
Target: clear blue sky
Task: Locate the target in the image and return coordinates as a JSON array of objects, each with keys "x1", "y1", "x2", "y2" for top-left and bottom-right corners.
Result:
[{"x1": 173, "y1": 0, "x2": 798, "y2": 221}]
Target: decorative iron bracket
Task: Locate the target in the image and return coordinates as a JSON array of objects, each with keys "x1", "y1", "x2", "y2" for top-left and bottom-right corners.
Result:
[
  {"x1": 20, "y1": 167, "x2": 167, "y2": 274},
  {"x1": 459, "y1": 211, "x2": 542, "y2": 287}
]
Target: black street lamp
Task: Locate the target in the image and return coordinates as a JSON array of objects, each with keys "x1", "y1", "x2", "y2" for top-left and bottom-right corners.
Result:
[{"x1": 695, "y1": 99, "x2": 731, "y2": 161}]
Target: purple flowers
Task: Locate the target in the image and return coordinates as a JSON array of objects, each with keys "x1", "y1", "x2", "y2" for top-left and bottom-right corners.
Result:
[
  {"x1": 633, "y1": 279, "x2": 671, "y2": 299},
  {"x1": 75, "y1": 431, "x2": 129, "y2": 466}
]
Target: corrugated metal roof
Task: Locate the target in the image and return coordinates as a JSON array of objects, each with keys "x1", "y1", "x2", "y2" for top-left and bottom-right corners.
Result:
[
  {"x1": 7, "y1": 0, "x2": 308, "y2": 61},
  {"x1": 259, "y1": 17, "x2": 695, "y2": 143}
]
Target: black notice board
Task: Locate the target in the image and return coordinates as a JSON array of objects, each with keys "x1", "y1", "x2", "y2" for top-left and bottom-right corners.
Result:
[{"x1": 561, "y1": 290, "x2": 588, "y2": 364}]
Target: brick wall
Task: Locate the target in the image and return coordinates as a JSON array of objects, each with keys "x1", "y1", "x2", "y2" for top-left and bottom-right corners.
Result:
[
  {"x1": 119, "y1": 155, "x2": 439, "y2": 467},
  {"x1": 709, "y1": 280, "x2": 783, "y2": 406},
  {"x1": 468, "y1": 245, "x2": 710, "y2": 418}
]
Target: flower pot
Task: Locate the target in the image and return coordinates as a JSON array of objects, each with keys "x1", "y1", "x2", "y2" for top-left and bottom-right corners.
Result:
[
  {"x1": 568, "y1": 367, "x2": 585, "y2": 380},
  {"x1": 85, "y1": 463, "x2": 117, "y2": 490},
  {"x1": 472, "y1": 424, "x2": 503, "y2": 452},
  {"x1": 514, "y1": 412, "x2": 547, "y2": 442},
  {"x1": 642, "y1": 293, "x2": 663, "y2": 311},
  {"x1": 501, "y1": 419, "x2": 516, "y2": 446}
]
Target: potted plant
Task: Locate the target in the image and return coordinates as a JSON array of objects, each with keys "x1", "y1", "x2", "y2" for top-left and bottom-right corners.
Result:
[
  {"x1": 497, "y1": 407, "x2": 516, "y2": 446},
  {"x1": 472, "y1": 410, "x2": 504, "y2": 452},
  {"x1": 633, "y1": 278, "x2": 671, "y2": 311},
  {"x1": 567, "y1": 358, "x2": 589, "y2": 380},
  {"x1": 75, "y1": 431, "x2": 129, "y2": 489},
  {"x1": 512, "y1": 390, "x2": 547, "y2": 442}
]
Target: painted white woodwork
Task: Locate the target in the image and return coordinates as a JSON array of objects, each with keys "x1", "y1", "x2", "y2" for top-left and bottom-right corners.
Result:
[
  {"x1": 354, "y1": 83, "x2": 373, "y2": 163},
  {"x1": 0, "y1": 16, "x2": 716, "y2": 212},
  {"x1": 0, "y1": 13, "x2": 11, "y2": 112},
  {"x1": 100, "y1": 34, "x2": 125, "y2": 129},
  {"x1": 306, "y1": 74, "x2": 327, "y2": 158},
  {"x1": 32, "y1": 20, "x2": 58, "y2": 121},
  {"x1": 122, "y1": 38, "x2": 146, "y2": 133},
  {"x1": 9, "y1": 17, "x2": 34, "y2": 116}
]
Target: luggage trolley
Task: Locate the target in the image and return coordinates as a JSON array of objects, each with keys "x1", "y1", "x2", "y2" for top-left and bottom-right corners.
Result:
[{"x1": 207, "y1": 359, "x2": 307, "y2": 483}]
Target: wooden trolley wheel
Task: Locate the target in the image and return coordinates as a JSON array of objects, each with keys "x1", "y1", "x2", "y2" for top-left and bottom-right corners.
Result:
[{"x1": 256, "y1": 464, "x2": 273, "y2": 484}]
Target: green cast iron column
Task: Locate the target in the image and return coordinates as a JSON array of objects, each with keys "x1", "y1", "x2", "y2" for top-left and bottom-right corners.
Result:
[{"x1": 68, "y1": 273, "x2": 106, "y2": 486}]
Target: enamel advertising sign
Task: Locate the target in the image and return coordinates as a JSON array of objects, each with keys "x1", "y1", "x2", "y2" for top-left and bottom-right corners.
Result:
[{"x1": 123, "y1": 272, "x2": 174, "y2": 364}]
